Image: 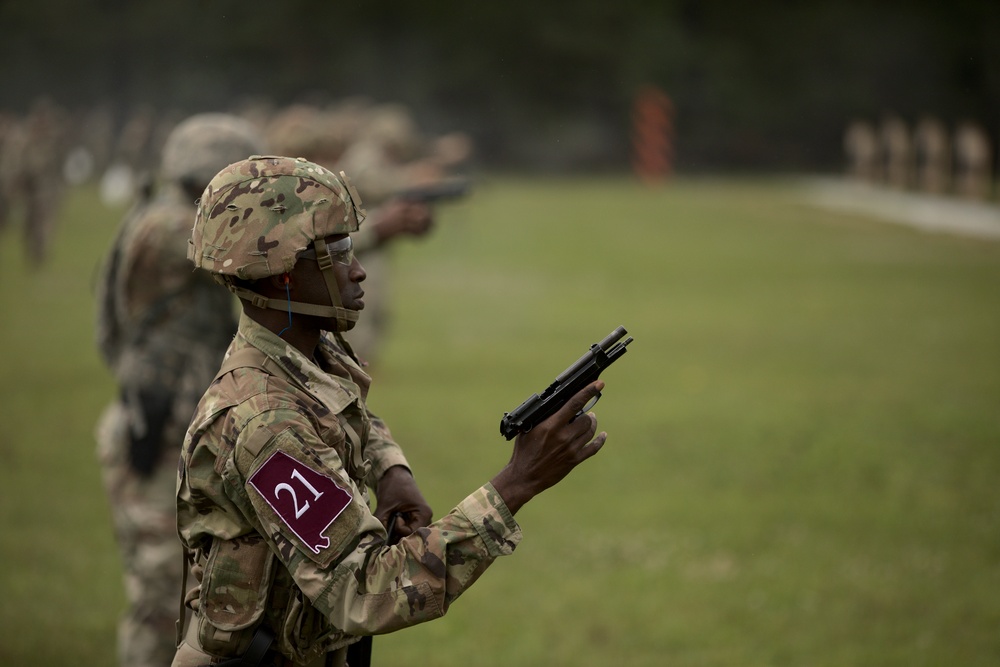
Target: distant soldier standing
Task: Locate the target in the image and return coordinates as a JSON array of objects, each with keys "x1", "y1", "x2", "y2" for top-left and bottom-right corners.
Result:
[
  {"x1": 0, "y1": 110, "x2": 17, "y2": 232},
  {"x1": 335, "y1": 103, "x2": 471, "y2": 366},
  {"x1": 94, "y1": 113, "x2": 264, "y2": 667},
  {"x1": 953, "y1": 120, "x2": 993, "y2": 201},
  {"x1": 0, "y1": 97, "x2": 72, "y2": 266},
  {"x1": 913, "y1": 116, "x2": 951, "y2": 195},
  {"x1": 880, "y1": 114, "x2": 913, "y2": 190},
  {"x1": 101, "y1": 104, "x2": 158, "y2": 205},
  {"x1": 269, "y1": 101, "x2": 450, "y2": 368},
  {"x1": 843, "y1": 118, "x2": 879, "y2": 184}
]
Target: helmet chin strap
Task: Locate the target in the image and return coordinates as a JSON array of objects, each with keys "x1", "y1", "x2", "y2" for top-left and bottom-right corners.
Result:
[
  {"x1": 312, "y1": 237, "x2": 357, "y2": 332},
  {"x1": 220, "y1": 237, "x2": 359, "y2": 331}
]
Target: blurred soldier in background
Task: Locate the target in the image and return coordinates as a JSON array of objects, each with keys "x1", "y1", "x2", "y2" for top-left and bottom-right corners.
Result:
[
  {"x1": 0, "y1": 97, "x2": 72, "y2": 267},
  {"x1": 879, "y1": 114, "x2": 912, "y2": 190},
  {"x1": 913, "y1": 116, "x2": 951, "y2": 195},
  {"x1": 336, "y1": 102, "x2": 473, "y2": 202},
  {"x1": 0, "y1": 110, "x2": 16, "y2": 231},
  {"x1": 234, "y1": 96, "x2": 276, "y2": 135},
  {"x1": 81, "y1": 103, "x2": 117, "y2": 180},
  {"x1": 101, "y1": 104, "x2": 159, "y2": 206},
  {"x1": 334, "y1": 102, "x2": 471, "y2": 365},
  {"x1": 63, "y1": 103, "x2": 117, "y2": 187},
  {"x1": 266, "y1": 102, "x2": 353, "y2": 170},
  {"x1": 843, "y1": 118, "x2": 879, "y2": 184},
  {"x1": 268, "y1": 99, "x2": 470, "y2": 367},
  {"x1": 953, "y1": 120, "x2": 993, "y2": 201},
  {"x1": 94, "y1": 113, "x2": 264, "y2": 667}
]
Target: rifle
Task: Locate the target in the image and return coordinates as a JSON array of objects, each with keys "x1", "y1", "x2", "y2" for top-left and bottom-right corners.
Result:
[
  {"x1": 392, "y1": 177, "x2": 471, "y2": 204},
  {"x1": 500, "y1": 326, "x2": 633, "y2": 441}
]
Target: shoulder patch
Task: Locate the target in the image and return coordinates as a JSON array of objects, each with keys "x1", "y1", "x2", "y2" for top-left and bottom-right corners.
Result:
[{"x1": 248, "y1": 450, "x2": 352, "y2": 555}]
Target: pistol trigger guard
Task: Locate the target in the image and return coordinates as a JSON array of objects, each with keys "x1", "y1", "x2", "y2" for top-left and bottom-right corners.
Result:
[{"x1": 570, "y1": 390, "x2": 602, "y2": 423}]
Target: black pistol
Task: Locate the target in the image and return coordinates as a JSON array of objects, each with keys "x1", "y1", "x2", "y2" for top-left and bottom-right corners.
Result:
[{"x1": 500, "y1": 326, "x2": 634, "y2": 441}]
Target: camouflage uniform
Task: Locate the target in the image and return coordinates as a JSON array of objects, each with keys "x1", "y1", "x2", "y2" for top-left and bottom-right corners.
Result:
[
  {"x1": 879, "y1": 115, "x2": 913, "y2": 189},
  {"x1": 843, "y1": 119, "x2": 879, "y2": 184},
  {"x1": 914, "y1": 117, "x2": 951, "y2": 195},
  {"x1": 95, "y1": 114, "x2": 263, "y2": 667},
  {"x1": 953, "y1": 121, "x2": 993, "y2": 200},
  {"x1": 0, "y1": 97, "x2": 71, "y2": 266},
  {"x1": 174, "y1": 157, "x2": 520, "y2": 667},
  {"x1": 101, "y1": 105, "x2": 159, "y2": 206}
]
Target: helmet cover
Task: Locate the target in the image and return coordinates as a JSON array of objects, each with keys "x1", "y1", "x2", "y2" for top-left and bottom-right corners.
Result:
[{"x1": 189, "y1": 155, "x2": 366, "y2": 280}]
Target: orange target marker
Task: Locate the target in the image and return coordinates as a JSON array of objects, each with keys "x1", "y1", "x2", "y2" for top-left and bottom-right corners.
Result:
[{"x1": 632, "y1": 86, "x2": 674, "y2": 185}]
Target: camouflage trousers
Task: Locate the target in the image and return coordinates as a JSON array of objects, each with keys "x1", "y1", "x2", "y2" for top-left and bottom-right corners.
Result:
[
  {"x1": 97, "y1": 401, "x2": 184, "y2": 667},
  {"x1": 0, "y1": 175, "x2": 61, "y2": 267}
]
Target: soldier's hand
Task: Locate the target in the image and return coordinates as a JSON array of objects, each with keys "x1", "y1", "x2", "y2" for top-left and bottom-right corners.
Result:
[
  {"x1": 371, "y1": 199, "x2": 434, "y2": 243},
  {"x1": 375, "y1": 465, "x2": 433, "y2": 540},
  {"x1": 491, "y1": 381, "x2": 608, "y2": 515}
]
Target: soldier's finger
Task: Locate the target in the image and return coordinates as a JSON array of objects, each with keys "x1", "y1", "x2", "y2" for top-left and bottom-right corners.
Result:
[
  {"x1": 554, "y1": 380, "x2": 605, "y2": 423},
  {"x1": 579, "y1": 432, "x2": 608, "y2": 460}
]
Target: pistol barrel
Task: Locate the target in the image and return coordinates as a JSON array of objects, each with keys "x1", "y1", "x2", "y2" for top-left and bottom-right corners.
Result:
[{"x1": 555, "y1": 327, "x2": 628, "y2": 383}]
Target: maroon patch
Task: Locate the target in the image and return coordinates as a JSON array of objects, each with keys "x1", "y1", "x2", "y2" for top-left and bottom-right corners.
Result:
[{"x1": 248, "y1": 451, "x2": 352, "y2": 554}]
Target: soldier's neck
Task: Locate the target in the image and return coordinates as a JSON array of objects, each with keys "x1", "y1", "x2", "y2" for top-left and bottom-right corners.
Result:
[{"x1": 245, "y1": 306, "x2": 321, "y2": 361}]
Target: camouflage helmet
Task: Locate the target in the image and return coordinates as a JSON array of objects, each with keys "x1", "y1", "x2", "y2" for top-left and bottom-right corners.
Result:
[
  {"x1": 160, "y1": 113, "x2": 265, "y2": 188},
  {"x1": 189, "y1": 155, "x2": 365, "y2": 280},
  {"x1": 189, "y1": 155, "x2": 367, "y2": 331}
]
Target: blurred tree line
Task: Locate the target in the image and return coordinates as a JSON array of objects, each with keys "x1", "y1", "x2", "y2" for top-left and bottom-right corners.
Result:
[{"x1": 0, "y1": 0, "x2": 997, "y2": 172}]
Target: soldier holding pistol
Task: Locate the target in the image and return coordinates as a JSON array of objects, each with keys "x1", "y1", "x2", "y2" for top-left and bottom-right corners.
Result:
[{"x1": 173, "y1": 156, "x2": 607, "y2": 667}]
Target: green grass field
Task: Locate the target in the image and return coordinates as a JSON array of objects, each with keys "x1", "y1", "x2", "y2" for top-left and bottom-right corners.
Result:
[{"x1": 1, "y1": 176, "x2": 998, "y2": 666}]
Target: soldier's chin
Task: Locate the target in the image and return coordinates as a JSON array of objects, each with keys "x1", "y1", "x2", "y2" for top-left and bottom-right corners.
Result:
[{"x1": 333, "y1": 318, "x2": 358, "y2": 332}]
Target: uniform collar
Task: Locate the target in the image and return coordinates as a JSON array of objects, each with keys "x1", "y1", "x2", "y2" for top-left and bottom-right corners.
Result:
[{"x1": 236, "y1": 312, "x2": 360, "y2": 412}]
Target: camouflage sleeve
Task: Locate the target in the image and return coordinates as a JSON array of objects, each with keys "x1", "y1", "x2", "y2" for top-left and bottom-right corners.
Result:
[
  {"x1": 363, "y1": 414, "x2": 410, "y2": 487},
  {"x1": 330, "y1": 482, "x2": 521, "y2": 636},
  {"x1": 229, "y1": 408, "x2": 521, "y2": 637}
]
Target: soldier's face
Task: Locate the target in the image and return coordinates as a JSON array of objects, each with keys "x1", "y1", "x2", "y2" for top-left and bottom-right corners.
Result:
[{"x1": 296, "y1": 234, "x2": 366, "y2": 314}]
